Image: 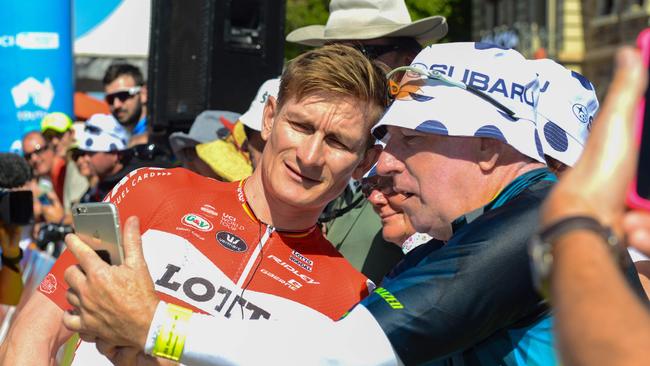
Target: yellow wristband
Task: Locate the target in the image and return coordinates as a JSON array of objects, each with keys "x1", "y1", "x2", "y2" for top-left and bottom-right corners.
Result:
[{"x1": 152, "y1": 303, "x2": 193, "y2": 361}]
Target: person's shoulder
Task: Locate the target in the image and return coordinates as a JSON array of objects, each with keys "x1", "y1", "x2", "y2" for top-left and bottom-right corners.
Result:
[{"x1": 104, "y1": 167, "x2": 230, "y2": 203}]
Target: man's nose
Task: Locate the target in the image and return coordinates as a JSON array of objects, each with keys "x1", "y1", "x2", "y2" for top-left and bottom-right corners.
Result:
[
  {"x1": 296, "y1": 135, "x2": 325, "y2": 167},
  {"x1": 375, "y1": 148, "x2": 405, "y2": 177}
]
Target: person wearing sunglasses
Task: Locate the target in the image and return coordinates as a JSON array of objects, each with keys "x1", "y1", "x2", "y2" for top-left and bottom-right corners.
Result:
[
  {"x1": 72, "y1": 114, "x2": 174, "y2": 204},
  {"x1": 361, "y1": 167, "x2": 434, "y2": 255},
  {"x1": 103, "y1": 63, "x2": 148, "y2": 140}
]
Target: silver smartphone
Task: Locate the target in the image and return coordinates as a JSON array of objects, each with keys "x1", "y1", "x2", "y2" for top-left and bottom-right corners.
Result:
[{"x1": 71, "y1": 202, "x2": 123, "y2": 265}]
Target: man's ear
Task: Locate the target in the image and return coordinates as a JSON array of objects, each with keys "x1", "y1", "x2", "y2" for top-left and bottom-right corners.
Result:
[
  {"x1": 261, "y1": 96, "x2": 277, "y2": 142},
  {"x1": 477, "y1": 138, "x2": 500, "y2": 172},
  {"x1": 352, "y1": 143, "x2": 381, "y2": 180}
]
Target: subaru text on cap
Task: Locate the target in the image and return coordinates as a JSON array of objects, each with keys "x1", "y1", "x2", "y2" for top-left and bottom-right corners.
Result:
[{"x1": 373, "y1": 42, "x2": 545, "y2": 163}]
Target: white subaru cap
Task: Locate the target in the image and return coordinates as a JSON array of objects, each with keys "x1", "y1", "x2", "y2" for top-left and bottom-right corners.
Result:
[
  {"x1": 531, "y1": 58, "x2": 599, "y2": 167},
  {"x1": 239, "y1": 77, "x2": 281, "y2": 132},
  {"x1": 373, "y1": 42, "x2": 545, "y2": 162}
]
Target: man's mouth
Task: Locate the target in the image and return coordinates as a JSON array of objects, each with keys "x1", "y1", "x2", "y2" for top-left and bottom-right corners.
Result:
[{"x1": 284, "y1": 162, "x2": 321, "y2": 183}]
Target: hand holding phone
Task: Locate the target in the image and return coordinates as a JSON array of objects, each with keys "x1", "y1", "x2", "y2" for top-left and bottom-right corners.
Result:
[{"x1": 71, "y1": 202, "x2": 123, "y2": 265}]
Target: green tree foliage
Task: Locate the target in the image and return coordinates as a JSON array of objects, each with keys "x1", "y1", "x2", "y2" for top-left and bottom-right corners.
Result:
[
  {"x1": 284, "y1": 0, "x2": 330, "y2": 61},
  {"x1": 405, "y1": 0, "x2": 471, "y2": 44},
  {"x1": 284, "y1": 0, "x2": 472, "y2": 60}
]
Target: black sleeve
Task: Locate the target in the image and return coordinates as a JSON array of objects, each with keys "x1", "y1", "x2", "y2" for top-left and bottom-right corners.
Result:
[{"x1": 360, "y1": 191, "x2": 548, "y2": 365}]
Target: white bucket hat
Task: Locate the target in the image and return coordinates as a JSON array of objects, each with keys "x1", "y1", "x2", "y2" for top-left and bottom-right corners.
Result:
[
  {"x1": 239, "y1": 77, "x2": 280, "y2": 132},
  {"x1": 530, "y1": 58, "x2": 599, "y2": 167},
  {"x1": 286, "y1": 0, "x2": 448, "y2": 47},
  {"x1": 373, "y1": 42, "x2": 545, "y2": 163},
  {"x1": 75, "y1": 114, "x2": 129, "y2": 152}
]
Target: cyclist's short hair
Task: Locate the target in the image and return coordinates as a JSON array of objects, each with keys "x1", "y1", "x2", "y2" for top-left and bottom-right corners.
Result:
[
  {"x1": 277, "y1": 44, "x2": 387, "y2": 127},
  {"x1": 103, "y1": 63, "x2": 145, "y2": 86}
]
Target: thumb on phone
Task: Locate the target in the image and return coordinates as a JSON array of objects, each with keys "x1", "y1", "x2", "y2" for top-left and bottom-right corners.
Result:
[{"x1": 122, "y1": 216, "x2": 148, "y2": 271}]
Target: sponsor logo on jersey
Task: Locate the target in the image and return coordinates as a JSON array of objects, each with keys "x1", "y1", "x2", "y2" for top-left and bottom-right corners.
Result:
[
  {"x1": 289, "y1": 256, "x2": 312, "y2": 272},
  {"x1": 108, "y1": 168, "x2": 171, "y2": 204},
  {"x1": 200, "y1": 204, "x2": 219, "y2": 217},
  {"x1": 155, "y1": 264, "x2": 270, "y2": 319},
  {"x1": 290, "y1": 250, "x2": 313, "y2": 272},
  {"x1": 182, "y1": 213, "x2": 213, "y2": 232},
  {"x1": 236, "y1": 185, "x2": 245, "y2": 203},
  {"x1": 39, "y1": 273, "x2": 57, "y2": 294},
  {"x1": 260, "y1": 268, "x2": 302, "y2": 291},
  {"x1": 267, "y1": 254, "x2": 320, "y2": 285},
  {"x1": 220, "y1": 212, "x2": 245, "y2": 231},
  {"x1": 216, "y1": 231, "x2": 247, "y2": 252},
  {"x1": 374, "y1": 287, "x2": 404, "y2": 309}
]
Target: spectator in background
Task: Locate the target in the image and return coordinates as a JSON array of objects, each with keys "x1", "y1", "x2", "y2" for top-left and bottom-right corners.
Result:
[
  {"x1": 102, "y1": 63, "x2": 148, "y2": 143},
  {"x1": 40, "y1": 112, "x2": 74, "y2": 158},
  {"x1": 75, "y1": 114, "x2": 175, "y2": 204},
  {"x1": 73, "y1": 114, "x2": 130, "y2": 203},
  {"x1": 22, "y1": 132, "x2": 65, "y2": 233},
  {"x1": 239, "y1": 77, "x2": 280, "y2": 168},
  {"x1": 169, "y1": 110, "x2": 251, "y2": 181},
  {"x1": 531, "y1": 58, "x2": 650, "y2": 295},
  {"x1": 537, "y1": 47, "x2": 650, "y2": 366},
  {"x1": 22, "y1": 131, "x2": 65, "y2": 203},
  {"x1": 361, "y1": 167, "x2": 433, "y2": 255},
  {"x1": 285, "y1": 0, "x2": 448, "y2": 283}
]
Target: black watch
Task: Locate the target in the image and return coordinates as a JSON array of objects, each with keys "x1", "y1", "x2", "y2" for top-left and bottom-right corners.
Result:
[
  {"x1": 529, "y1": 216, "x2": 621, "y2": 300},
  {"x1": 1, "y1": 247, "x2": 23, "y2": 273}
]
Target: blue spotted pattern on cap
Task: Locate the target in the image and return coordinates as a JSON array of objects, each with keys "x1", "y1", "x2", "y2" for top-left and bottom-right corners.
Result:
[
  {"x1": 571, "y1": 71, "x2": 593, "y2": 91},
  {"x1": 534, "y1": 130, "x2": 544, "y2": 159},
  {"x1": 85, "y1": 138, "x2": 93, "y2": 147},
  {"x1": 416, "y1": 120, "x2": 448, "y2": 135},
  {"x1": 474, "y1": 42, "x2": 509, "y2": 51},
  {"x1": 474, "y1": 125, "x2": 507, "y2": 143},
  {"x1": 109, "y1": 143, "x2": 118, "y2": 152},
  {"x1": 543, "y1": 121, "x2": 569, "y2": 152}
]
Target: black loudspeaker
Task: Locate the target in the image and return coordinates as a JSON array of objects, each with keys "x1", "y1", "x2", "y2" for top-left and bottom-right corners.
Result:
[{"x1": 148, "y1": 0, "x2": 286, "y2": 137}]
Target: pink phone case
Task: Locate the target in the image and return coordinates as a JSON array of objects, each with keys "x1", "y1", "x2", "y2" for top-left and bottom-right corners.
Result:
[{"x1": 627, "y1": 28, "x2": 650, "y2": 210}]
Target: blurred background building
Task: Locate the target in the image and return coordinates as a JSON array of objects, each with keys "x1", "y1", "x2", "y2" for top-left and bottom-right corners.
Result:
[{"x1": 472, "y1": 0, "x2": 650, "y2": 99}]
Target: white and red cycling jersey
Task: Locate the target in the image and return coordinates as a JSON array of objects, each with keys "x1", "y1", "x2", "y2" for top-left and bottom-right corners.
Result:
[{"x1": 39, "y1": 167, "x2": 373, "y2": 365}]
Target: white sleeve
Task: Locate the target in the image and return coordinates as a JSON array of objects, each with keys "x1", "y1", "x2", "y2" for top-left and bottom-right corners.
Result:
[{"x1": 161, "y1": 304, "x2": 402, "y2": 366}]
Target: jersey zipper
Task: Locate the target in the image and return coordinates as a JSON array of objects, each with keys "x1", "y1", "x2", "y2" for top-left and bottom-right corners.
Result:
[{"x1": 236, "y1": 225, "x2": 275, "y2": 287}]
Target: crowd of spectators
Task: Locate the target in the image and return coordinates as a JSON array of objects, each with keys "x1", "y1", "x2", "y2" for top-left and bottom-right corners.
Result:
[{"x1": 1, "y1": 0, "x2": 649, "y2": 365}]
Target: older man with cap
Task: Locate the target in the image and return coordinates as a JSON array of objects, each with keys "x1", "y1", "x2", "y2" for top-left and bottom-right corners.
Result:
[
  {"x1": 31, "y1": 42, "x2": 605, "y2": 366},
  {"x1": 72, "y1": 114, "x2": 130, "y2": 203}
]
